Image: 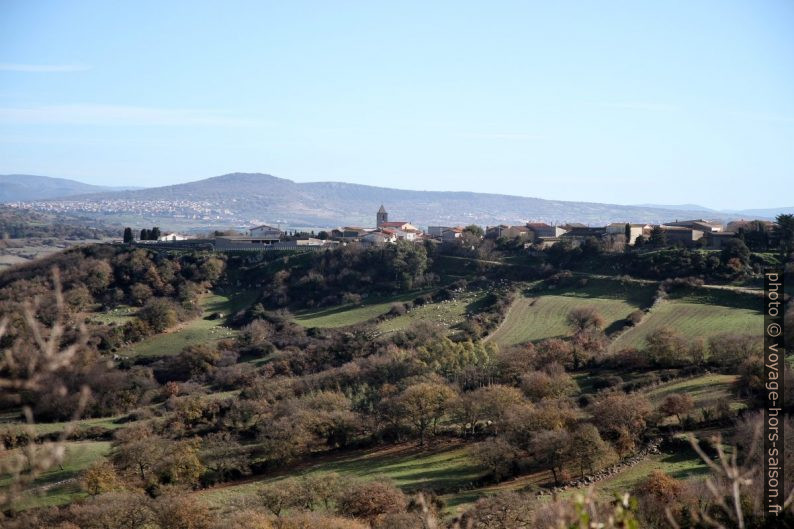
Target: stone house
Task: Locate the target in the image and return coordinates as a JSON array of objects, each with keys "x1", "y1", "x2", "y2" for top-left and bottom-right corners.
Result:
[
  {"x1": 486, "y1": 225, "x2": 531, "y2": 239},
  {"x1": 561, "y1": 226, "x2": 607, "y2": 244},
  {"x1": 249, "y1": 224, "x2": 283, "y2": 239},
  {"x1": 526, "y1": 222, "x2": 567, "y2": 238},
  {"x1": 704, "y1": 231, "x2": 737, "y2": 249},
  {"x1": 441, "y1": 227, "x2": 463, "y2": 242},
  {"x1": 660, "y1": 226, "x2": 704, "y2": 246},
  {"x1": 606, "y1": 223, "x2": 652, "y2": 245},
  {"x1": 664, "y1": 219, "x2": 723, "y2": 233},
  {"x1": 427, "y1": 226, "x2": 452, "y2": 238}
]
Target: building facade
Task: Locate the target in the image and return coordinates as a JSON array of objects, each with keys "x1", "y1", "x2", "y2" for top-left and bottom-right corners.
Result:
[{"x1": 249, "y1": 224, "x2": 283, "y2": 239}]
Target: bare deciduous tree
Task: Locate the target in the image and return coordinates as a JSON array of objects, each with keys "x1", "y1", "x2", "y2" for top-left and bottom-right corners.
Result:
[{"x1": 0, "y1": 268, "x2": 91, "y2": 508}]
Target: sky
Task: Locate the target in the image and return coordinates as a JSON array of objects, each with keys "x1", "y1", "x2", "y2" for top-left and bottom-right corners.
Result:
[{"x1": 0, "y1": 1, "x2": 792, "y2": 210}]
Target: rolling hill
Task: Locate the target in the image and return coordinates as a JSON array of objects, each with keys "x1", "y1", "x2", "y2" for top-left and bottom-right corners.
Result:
[
  {"x1": 23, "y1": 172, "x2": 766, "y2": 227},
  {"x1": 0, "y1": 174, "x2": 137, "y2": 202}
]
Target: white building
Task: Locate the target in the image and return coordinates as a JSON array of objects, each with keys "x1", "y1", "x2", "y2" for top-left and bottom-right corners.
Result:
[
  {"x1": 362, "y1": 232, "x2": 390, "y2": 246},
  {"x1": 158, "y1": 233, "x2": 190, "y2": 242}
]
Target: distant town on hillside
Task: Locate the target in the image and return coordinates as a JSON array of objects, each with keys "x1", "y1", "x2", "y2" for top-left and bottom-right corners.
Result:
[{"x1": 3, "y1": 173, "x2": 791, "y2": 229}]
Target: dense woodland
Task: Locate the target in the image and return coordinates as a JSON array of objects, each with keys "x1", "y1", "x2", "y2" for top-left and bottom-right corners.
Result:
[
  {"x1": 0, "y1": 236, "x2": 792, "y2": 528},
  {"x1": 0, "y1": 246, "x2": 224, "y2": 420}
]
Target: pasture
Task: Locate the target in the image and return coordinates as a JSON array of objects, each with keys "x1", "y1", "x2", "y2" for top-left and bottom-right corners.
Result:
[
  {"x1": 593, "y1": 449, "x2": 708, "y2": 499},
  {"x1": 199, "y1": 442, "x2": 484, "y2": 511},
  {"x1": 293, "y1": 290, "x2": 431, "y2": 328},
  {"x1": 446, "y1": 446, "x2": 708, "y2": 512},
  {"x1": 1, "y1": 441, "x2": 111, "y2": 509},
  {"x1": 121, "y1": 291, "x2": 255, "y2": 358},
  {"x1": 610, "y1": 289, "x2": 762, "y2": 352},
  {"x1": 645, "y1": 373, "x2": 740, "y2": 409},
  {"x1": 378, "y1": 290, "x2": 486, "y2": 335},
  {"x1": 487, "y1": 278, "x2": 655, "y2": 347},
  {"x1": 89, "y1": 304, "x2": 136, "y2": 326}
]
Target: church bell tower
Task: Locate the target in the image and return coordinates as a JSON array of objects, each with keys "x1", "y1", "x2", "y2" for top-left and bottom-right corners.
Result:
[{"x1": 377, "y1": 205, "x2": 388, "y2": 227}]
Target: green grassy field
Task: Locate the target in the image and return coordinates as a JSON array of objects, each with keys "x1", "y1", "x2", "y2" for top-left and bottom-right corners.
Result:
[
  {"x1": 199, "y1": 442, "x2": 484, "y2": 511},
  {"x1": 610, "y1": 291, "x2": 763, "y2": 352},
  {"x1": 30, "y1": 415, "x2": 126, "y2": 436},
  {"x1": 122, "y1": 291, "x2": 256, "y2": 357},
  {"x1": 593, "y1": 449, "x2": 708, "y2": 499},
  {"x1": 445, "y1": 442, "x2": 709, "y2": 513},
  {"x1": 487, "y1": 279, "x2": 655, "y2": 347},
  {"x1": 0, "y1": 414, "x2": 127, "y2": 443},
  {"x1": 89, "y1": 304, "x2": 137, "y2": 326},
  {"x1": 645, "y1": 373, "x2": 744, "y2": 425},
  {"x1": 1, "y1": 441, "x2": 111, "y2": 509},
  {"x1": 377, "y1": 290, "x2": 486, "y2": 335},
  {"x1": 440, "y1": 468, "x2": 550, "y2": 512},
  {"x1": 441, "y1": 443, "x2": 709, "y2": 514},
  {"x1": 197, "y1": 434, "x2": 706, "y2": 517},
  {"x1": 645, "y1": 373, "x2": 739, "y2": 407},
  {"x1": 293, "y1": 290, "x2": 432, "y2": 328}
]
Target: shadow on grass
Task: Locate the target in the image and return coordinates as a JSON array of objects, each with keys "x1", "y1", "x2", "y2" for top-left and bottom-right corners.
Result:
[
  {"x1": 295, "y1": 303, "x2": 361, "y2": 320},
  {"x1": 662, "y1": 448, "x2": 710, "y2": 481},
  {"x1": 522, "y1": 278, "x2": 656, "y2": 312},
  {"x1": 204, "y1": 290, "x2": 259, "y2": 315},
  {"x1": 465, "y1": 295, "x2": 491, "y2": 314},
  {"x1": 668, "y1": 287, "x2": 762, "y2": 312},
  {"x1": 604, "y1": 319, "x2": 629, "y2": 336}
]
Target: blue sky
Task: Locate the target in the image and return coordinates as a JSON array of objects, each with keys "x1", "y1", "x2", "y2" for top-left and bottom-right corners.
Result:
[{"x1": 1, "y1": 0, "x2": 792, "y2": 209}]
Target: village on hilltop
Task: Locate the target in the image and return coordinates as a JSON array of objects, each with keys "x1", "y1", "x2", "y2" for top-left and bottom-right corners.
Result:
[{"x1": 135, "y1": 204, "x2": 778, "y2": 254}]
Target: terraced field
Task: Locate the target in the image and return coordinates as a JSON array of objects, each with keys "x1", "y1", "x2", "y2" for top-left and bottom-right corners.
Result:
[
  {"x1": 610, "y1": 290, "x2": 763, "y2": 352},
  {"x1": 487, "y1": 279, "x2": 655, "y2": 347},
  {"x1": 293, "y1": 290, "x2": 431, "y2": 328}
]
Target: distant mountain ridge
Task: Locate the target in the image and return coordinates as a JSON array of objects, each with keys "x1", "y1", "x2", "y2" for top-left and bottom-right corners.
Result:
[
  {"x1": 0, "y1": 174, "x2": 139, "y2": 202},
  {"x1": 634, "y1": 202, "x2": 793, "y2": 219},
  {"x1": 727, "y1": 206, "x2": 794, "y2": 218},
  {"x1": 632, "y1": 203, "x2": 718, "y2": 213},
  {"x1": 5, "y1": 172, "x2": 787, "y2": 227}
]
